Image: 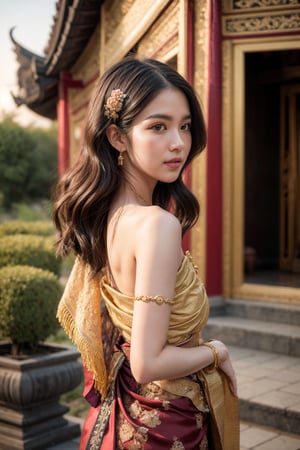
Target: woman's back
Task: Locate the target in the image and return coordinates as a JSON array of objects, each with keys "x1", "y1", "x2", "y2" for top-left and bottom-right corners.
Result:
[{"x1": 106, "y1": 203, "x2": 183, "y2": 297}]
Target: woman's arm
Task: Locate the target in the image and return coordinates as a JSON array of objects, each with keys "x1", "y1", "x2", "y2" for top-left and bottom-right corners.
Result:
[{"x1": 130, "y1": 208, "x2": 237, "y2": 395}]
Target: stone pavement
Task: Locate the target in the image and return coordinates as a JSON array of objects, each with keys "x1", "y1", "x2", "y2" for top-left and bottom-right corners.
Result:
[
  {"x1": 47, "y1": 344, "x2": 300, "y2": 450},
  {"x1": 231, "y1": 344, "x2": 300, "y2": 449},
  {"x1": 240, "y1": 421, "x2": 300, "y2": 450},
  {"x1": 47, "y1": 423, "x2": 300, "y2": 450}
]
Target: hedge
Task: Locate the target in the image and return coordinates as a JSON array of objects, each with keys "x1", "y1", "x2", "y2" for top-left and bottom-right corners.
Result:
[
  {"x1": 0, "y1": 220, "x2": 55, "y2": 238},
  {"x1": 0, "y1": 265, "x2": 62, "y2": 345},
  {"x1": 0, "y1": 234, "x2": 61, "y2": 275}
]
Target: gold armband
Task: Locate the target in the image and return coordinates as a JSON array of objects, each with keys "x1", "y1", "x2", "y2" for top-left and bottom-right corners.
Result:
[
  {"x1": 202, "y1": 341, "x2": 220, "y2": 374},
  {"x1": 135, "y1": 295, "x2": 174, "y2": 305}
]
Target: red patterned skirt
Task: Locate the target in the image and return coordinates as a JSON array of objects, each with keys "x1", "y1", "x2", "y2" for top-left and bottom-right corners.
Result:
[{"x1": 80, "y1": 346, "x2": 210, "y2": 449}]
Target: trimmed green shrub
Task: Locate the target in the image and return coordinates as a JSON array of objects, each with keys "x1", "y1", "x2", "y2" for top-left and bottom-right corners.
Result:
[
  {"x1": 0, "y1": 234, "x2": 61, "y2": 275},
  {"x1": 0, "y1": 265, "x2": 62, "y2": 346},
  {"x1": 0, "y1": 220, "x2": 55, "y2": 237}
]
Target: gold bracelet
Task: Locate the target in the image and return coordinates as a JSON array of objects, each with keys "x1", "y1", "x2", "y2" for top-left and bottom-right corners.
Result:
[
  {"x1": 135, "y1": 295, "x2": 174, "y2": 305},
  {"x1": 202, "y1": 341, "x2": 220, "y2": 374}
]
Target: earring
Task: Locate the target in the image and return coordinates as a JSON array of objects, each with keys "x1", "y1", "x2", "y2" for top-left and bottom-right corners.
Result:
[{"x1": 118, "y1": 152, "x2": 124, "y2": 166}]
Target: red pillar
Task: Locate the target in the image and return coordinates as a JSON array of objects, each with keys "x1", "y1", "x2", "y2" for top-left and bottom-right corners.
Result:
[
  {"x1": 57, "y1": 72, "x2": 83, "y2": 177},
  {"x1": 205, "y1": 0, "x2": 223, "y2": 295},
  {"x1": 182, "y1": 0, "x2": 194, "y2": 252}
]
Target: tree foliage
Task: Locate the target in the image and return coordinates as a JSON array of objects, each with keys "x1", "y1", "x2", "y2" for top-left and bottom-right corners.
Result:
[
  {"x1": 0, "y1": 118, "x2": 57, "y2": 208},
  {"x1": 26, "y1": 126, "x2": 58, "y2": 199}
]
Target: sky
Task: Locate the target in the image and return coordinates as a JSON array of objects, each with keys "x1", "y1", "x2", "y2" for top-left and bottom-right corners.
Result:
[{"x1": 0, "y1": 0, "x2": 57, "y2": 127}]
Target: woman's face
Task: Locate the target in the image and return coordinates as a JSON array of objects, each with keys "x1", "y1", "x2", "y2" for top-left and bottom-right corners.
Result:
[{"x1": 123, "y1": 87, "x2": 192, "y2": 187}]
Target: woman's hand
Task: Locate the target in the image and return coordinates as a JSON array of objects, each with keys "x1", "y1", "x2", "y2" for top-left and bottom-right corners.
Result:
[{"x1": 209, "y1": 340, "x2": 238, "y2": 397}]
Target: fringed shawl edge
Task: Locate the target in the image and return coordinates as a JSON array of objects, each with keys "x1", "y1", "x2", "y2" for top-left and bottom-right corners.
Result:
[{"x1": 56, "y1": 257, "x2": 108, "y2": 398}]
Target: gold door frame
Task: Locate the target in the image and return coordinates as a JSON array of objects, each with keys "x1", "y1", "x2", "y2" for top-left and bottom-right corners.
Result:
[{"x1": 223, "y1": 36, "x2": 300, "y2": 305}]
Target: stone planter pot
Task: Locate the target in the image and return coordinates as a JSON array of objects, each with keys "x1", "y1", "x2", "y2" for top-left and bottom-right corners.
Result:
[{"x1": 0, "y1": 342, "x2": 83, "y2": 450}]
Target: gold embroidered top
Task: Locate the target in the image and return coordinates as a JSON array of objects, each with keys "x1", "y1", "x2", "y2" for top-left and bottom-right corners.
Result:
[{"x1": 101, "y1": 251, "x2": 209, "y2": 345}]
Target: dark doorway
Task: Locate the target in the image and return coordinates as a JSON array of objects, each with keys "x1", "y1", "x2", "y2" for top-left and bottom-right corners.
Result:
[{"x1": 244, "y1": 50, "x2": 300, "y2": 288}]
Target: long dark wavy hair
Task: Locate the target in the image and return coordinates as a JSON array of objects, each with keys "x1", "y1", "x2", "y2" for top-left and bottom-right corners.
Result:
[{"x1": 53, "y1": 57, "x2": 207, "y2": 274}]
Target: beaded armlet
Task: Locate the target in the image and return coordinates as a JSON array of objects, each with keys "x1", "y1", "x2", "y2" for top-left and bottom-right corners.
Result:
[{"x1": 135, "y1": 295, "x2": 174, "y2": 305}]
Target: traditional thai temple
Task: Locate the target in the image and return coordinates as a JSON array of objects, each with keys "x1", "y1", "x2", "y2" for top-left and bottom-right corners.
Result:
[
  {"x1": 11, "y1": 0, "x2": 300, "y2": 302},
  {"x1": 11, "y1": 0, "x2": 300, "y2": 437}
]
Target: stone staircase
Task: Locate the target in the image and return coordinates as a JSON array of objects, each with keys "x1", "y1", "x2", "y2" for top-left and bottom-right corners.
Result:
[{"x1": 203, "y1": 299, "x2": 300, "y2": 436}]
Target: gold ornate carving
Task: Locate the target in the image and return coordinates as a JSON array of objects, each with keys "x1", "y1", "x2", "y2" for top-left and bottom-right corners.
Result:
[
  {"x1": 235, "y1": 0, "x2": 299, "y2": 8},
  {"x1": 152, "y1": 37, "x2": 178, "y2": 64},
  {"x1": 70, "y1": 27, "x2": 100, "y2": 120},
  {"x1": 224, "y1": 12, "x2": 300, "y2": 35},
  {"x1": 70, "y1": 83, "x2": 97, "y2": 118},
  {"x1": 68, "y1": 27, "x2": 100, "y2": 160},
  {"x1": 191, "y1": 0, "x2": 210, "y2": 283},
  {"x1": 101, "y1": 0, "x2": 171, "y2": 69},
  {"x1": 222, "y1": 0, "x2": 300, "y2": 13},
  {"x1": 137, "y1": 1, "x2": 179, "y2": 59},
  {"x1": 72, "y1": 27, "x2": 100, "y2": 80},
  {"x1": 177, "y1": 0, "x2": 187, "y2": 77},
  {"x1": 104, "y1": 0, "x2": 135, "y2": 42}
]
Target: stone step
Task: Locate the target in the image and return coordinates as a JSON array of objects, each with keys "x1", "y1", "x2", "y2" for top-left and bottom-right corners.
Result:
[
  {"x1": 213, "y1": 299, "x2": 300, "y2": 326},
  {"x1": 229, "y1": 345, "x2": 300, "y2": 436},
  {"x1": 240, "y1": 421, "x2": 300, "y2": 449},
  {"x1": 203, "y1": 316, "x2": 300, "y2": 357}
]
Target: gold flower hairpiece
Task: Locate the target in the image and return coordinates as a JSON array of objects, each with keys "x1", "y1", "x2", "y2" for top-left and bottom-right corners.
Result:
[{"x1": 104, "y1": 89, "x2": 127, "y2": 121}]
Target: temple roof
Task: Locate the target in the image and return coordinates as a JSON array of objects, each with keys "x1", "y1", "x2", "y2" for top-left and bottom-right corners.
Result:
[{"x1": 10, "y1": 0, "x2": 102, "y2": 120}]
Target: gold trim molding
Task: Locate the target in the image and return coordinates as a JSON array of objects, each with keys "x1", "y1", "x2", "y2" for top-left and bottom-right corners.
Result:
[
  {"x1": 236, "y1": 284, "x2": 300, "y2": 305},
  {"x1": 222, "y1": 40, "x2": 234, "y2": 299}
]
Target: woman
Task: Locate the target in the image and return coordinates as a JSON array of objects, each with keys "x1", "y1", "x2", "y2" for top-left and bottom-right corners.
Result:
[{"x1": 54, "y1": 57, "x2": 239, "y2": 449}]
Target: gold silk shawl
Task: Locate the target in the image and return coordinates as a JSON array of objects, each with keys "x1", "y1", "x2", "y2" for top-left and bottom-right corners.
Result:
[{"x1": 56, "y1": 257, "x2": 107, "y2": 396}]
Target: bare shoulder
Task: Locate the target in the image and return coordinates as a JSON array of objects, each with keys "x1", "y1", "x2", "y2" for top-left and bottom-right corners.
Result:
[
  {"x1": 134, "y1": 206, "x2": 182, "y2": 264},
  {"x1": 139, "y1": 205, "x2": 181, "y2": 238}
]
